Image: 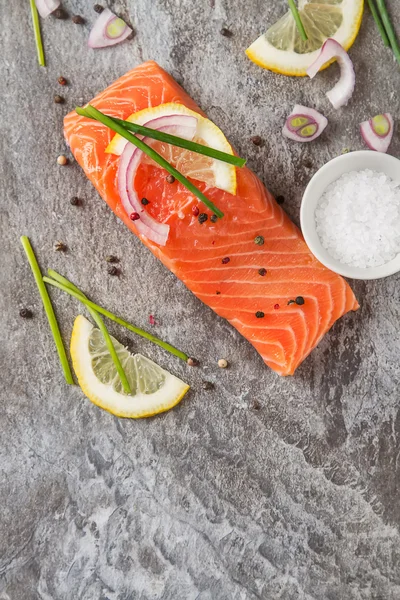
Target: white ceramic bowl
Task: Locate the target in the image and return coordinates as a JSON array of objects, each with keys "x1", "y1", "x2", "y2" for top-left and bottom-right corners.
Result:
[{"x1": 300, "y1": 150, "x2": 400, "y2": 280}]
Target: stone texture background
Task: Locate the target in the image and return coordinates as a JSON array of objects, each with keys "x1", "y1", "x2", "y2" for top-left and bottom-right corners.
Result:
[{"x1": 1, "y1": 1, "x2": 399, "y2": 598}]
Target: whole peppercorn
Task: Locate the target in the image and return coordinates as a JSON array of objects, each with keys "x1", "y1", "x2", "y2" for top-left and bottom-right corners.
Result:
[
  {"x1": 258, "y1": 268, "x2": 267, "y2": 276},
  {"x1": 107, "y1": 265, "x2": 120, "y2": 276},
  {"x1": 287, "y1": 299, "x2": 296, "y2": 305},
  {"x1": 166, "y1": 174, "x2": 175, "y2": 184},
  {"x1": 255, "y1": 311, "x2": 265, "y2": 318},
  {"x1": 252, "y1": 400, "x2": 261, "y2": 410},
  {"x1": 70, "y1": 196, "x2": 82, "y2": 206},
  {"x1": 218, "y1": 358, "x2": 228, "y2": 368},
  {"x1": 54, "y1": 95, "x2": 64, "y2": 104},
  {"x1": 192, "y1": 205, "x2": 199, "y2": 216},
  {"x1": 198, "y1": 213, "x2": 208, "y2": 224},
  {"x1": 57, "y1": 155, "x2": 68, "y2": 166},
  {"x1": 20, "y1": 308, "x2": 33, "y2": 319},
  {"x1": 274, "y1": 303, "x2": 280, "y2": 310},
  {"x1": 203, "y1": 381, "x2": 215, "y2": 390},
  {"x1": 141, "y1": 197, "x2": 149, "y2": 205},
  {"x1": 303, "y1": 159, "x2": 313, "y2": 169},
  {"x1": 72, "y1": 15, "x2": 85, "y2": 24},
  {"x1": 105, "y1": 255, "x2": 119, "y2": 263},
  {"x1": 276, "y1": 195, "x2": 285, "y2": 205},
  {"x1": 187, "y1": 357, "x2": 199, "y2": 367},
  {"x1": 54, "y1": 241, "x2": 67, "y2": 252},
  {"x1": 295, "y1": 296, "x2": 305, "y2": 305},
  {"x1": 220, "y1": 27, "x2": 233, "y2": 37},
  {"x1": 210, "y1": 214, "x2": 218, "y2": 223},
  {"x1": 254, "y1": 235, "x2": 264, "y2": 246},
  {"x1": 58, "y1": 76, "x2": 67, "y2": 86},
  {"x1": 53, "y1": 8, "x2": 68, "y2": 19},
  {"x1": 251, "y1": 135, "x2": 263, "y2": 146},
  {"x1": 130, "y1": 212, "x2": 140, "y2": 221},
  {"x1": 94, "y1": 4, "x2": 104, "y2": 13},
  {"x1": 221, "y1": 257, "x2": 230, "y2": 264}
]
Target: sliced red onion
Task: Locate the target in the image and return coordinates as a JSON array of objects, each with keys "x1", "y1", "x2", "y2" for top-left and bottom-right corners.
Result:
[
  {"x1": 118, "y1": 119, "x2": 197, "y2": 246},
  {"x1": 360, "y1": 113, "x2": 394, "y2": 153},
  {"x1": 307, "y1": 39, "x2": 355, "y2": 109},
  {"x1": 88, "y1": 8, "x2": 132, "y2": 48},
  {"x1": 35, "y1": 0, "x2": 60, "y2": 18},
  {"x1": 115, "y1": 114, "x2": 198, "y2": 156},
  {"x1": 283, "y1": 104, "x2": 328, "y2": 142}
]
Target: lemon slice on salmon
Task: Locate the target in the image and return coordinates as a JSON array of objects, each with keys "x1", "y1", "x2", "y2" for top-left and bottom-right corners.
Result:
[
  {"x1": 246, "y1": 0, "x2": 363, "y2": 76},
  {"x1": 106, "y1": 102, "x2": 237, "y2": 195},
  {"x1": 70, "y1": 315, "x2": 189, "y2": 418}
]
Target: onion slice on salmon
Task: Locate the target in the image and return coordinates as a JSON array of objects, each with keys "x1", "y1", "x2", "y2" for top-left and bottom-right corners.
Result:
[{"x1": 118, "y1": 116, "x2": 198, "y2": 245}]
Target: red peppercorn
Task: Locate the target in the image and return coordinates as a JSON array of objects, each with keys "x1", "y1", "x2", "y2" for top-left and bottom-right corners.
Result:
[
  {"x1": 192, "y1": 205, "x2": 199, "y2": 216},
  {"x1": 149, "y1": 315, "x2": 156, "y2": 326},
  {"x1": 130, "y1": 212, "x2": 140, "y2": 221},
  {"x1": 274, "y1": 304, "x2": 280, "y2": 310}
]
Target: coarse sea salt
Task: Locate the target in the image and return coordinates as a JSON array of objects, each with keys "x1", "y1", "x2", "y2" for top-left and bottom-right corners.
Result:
[{"x1": 315, "y1": 169, "x2": 400, "y2": 268}]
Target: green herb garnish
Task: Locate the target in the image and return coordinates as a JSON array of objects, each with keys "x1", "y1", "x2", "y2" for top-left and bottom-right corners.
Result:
[
  {"x1": 375, "y1": 0, "x2": 400, "y2": 64},
  {"x1": 43, "y1": 274, "x2": 189, "y2": 362},
  {"x1": 29, "y1": 0, "x2": 45, "y2": 67},
  {"x1": 48, "y1": 270, "x2": 131, "y2": 395},
  {"x1": 111, "y1": 117, "x2": 246, "y2": 167},
  {"x1": 288, "y1": 0, "x2": 308, "y2": 42},
  {"x1": 76, "y1": 105, "x2": 224, "y2": 219},
  {"x1": 366, "y1": 0, "x2": 390, "y2": 47},
  {"x1": 20, "y1": 237, "x2": 73, "y2": 384}
]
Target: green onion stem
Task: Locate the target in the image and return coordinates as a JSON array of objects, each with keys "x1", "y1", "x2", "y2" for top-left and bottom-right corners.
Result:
[
  {"x1": 20, "y1": 237, "x2": 73, "y2": 384},
  {"x1": 43, "y1": 276, "x2": 189, "y2": 362},
  {"x1": 47, "y1": 270, "x2": 131, "y2": 395},
  {"x1": 288, "y1": 0, "x2": 308, "y2": 42},
  {"x1": 76, "y1": 105, "x2": 224, "y2": 219},
  {"x1": 111, "y1": 117, "x2": 246, "y2": 167},
  {"x1": 366, "y1": 0, "x2": 390, "y2": 47},
  {"x1": 29, "y1": 0, "x2": 45, "y2": 67},
  {"x1": 376, "y1": 0, "x2": 400, "y2": 64}
]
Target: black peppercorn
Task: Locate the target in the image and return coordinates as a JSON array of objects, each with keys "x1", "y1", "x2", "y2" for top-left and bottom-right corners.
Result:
[
  {"x1": 220, "y1": 28, "x2": 233, "y2": 37},
  {"x1": 295, "y1": 296, "x2": 305, "y2": 305},
  {"x1": 166, "y1": 174, "x2": 175, "y2": 184},
  {"x1": 251, "y1": 135, "x2": 263, "y2": 146},
  {"x1": 107, "y1": 265, "x2": 120, "y2": 276},
  {"x1": 276, "y1": 195, "x2": 285, "y2": 205},
  {"x1": 203, "y1": 381, "x2": 215, "y2": 390},
  {"x1": 210, "y1": 214, "x2": 218, "y2": 223},
  {"x1": 54, "y1": 95, "x2": 64, "y2": 104},
  {"x1": 105, "y1": 255, "x2": 119, "y2": 263},
  {"x1": 258, "y1": 268, "x2": 267, "y2": 276},
  {"x1": 54, "y1": 241, "x2": 67, "y2": 252},
  {"x1": 93, "y1": 4, "x2": 104, "y2": 13},
  {"x1": 198, "y1": 213, "x2": 208, "y2": 224},
  {"x1": 255, "y1": 311, "x2": 265, "y2": 318},
  {"x1": 141, "y1": 198, "x2": 149, "y2": 205},
  {"x1": 20, "y1": 308, "x2": 33, "y2": 319},
  {"x1": 70, "y1": 196, "x2": 82, "y2": 206},
  {"x1": 72, "y1": 15, "x2": 85, "y2": 24},
  {"x1": 53, "y1": 8, "x2": 68, "y2": 19}
]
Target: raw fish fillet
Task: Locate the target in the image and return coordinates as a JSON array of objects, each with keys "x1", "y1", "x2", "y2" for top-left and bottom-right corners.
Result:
[{"x1": 64, "y1": 61, "x2": 358, "y2": 375}]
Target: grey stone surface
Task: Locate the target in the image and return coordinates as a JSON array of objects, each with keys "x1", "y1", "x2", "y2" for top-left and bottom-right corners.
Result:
[{"x1": 1, "y1": 0, "x2": 400, "y2": 598}]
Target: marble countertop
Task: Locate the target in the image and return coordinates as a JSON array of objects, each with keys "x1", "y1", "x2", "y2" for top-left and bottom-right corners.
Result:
[{"x1": 1, "y1": 1, "x2": 399, "y2": 598}]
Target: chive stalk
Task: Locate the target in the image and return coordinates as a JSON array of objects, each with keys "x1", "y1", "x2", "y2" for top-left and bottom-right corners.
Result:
[
  {"x1": 111, "y1": 117, "x2": 246, "y2": 167},
  {"x1": 43, "y1": 276, "x2": 189, "y2": 362},
  {"x1": 48, "y1": 270, "x2": 131, "y2": 395},
  {"x1": 376, "y1": 0, "x2": 400, "y2": 64},
  {"x1": 76, "y1": 105, "x2": 224, "y2": 219},
  {"x1": 288, "y1": 0, "x2": 308, "y2": 42},
  {"x1": 366, "y1": 0, "x2": 390, "y2": 47},
  {"x1": 20, "y1": 237, "x2": 73, "y2": 384},
  {"x1": 29, "y1": 0, "x2": 46, "y2": 67}
]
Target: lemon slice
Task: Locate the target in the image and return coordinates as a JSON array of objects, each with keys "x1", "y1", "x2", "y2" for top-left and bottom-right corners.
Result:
[
  {"x1": 246, "y1": 0, "x2": 363, "y2": 76},
  {"x1": 70, "y1": 315, "x2": 189, "y2": 418},
  {"x1": 106, "y1": 102, "x2": 237, "y2": 195}
]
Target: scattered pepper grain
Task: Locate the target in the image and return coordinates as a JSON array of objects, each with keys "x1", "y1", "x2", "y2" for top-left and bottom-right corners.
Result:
[
  {"x1": 258, "y1": 268, "x2": 267, "y2": 276},
  {"x1": 94, "y1": 4, "x2": 104, "y2": 13},
  {"x1": 251, "y1": 135, "x2": 263, "y2": 146},
  {"x1": 70, "y1": 196, "x2": 82, "y2": 206},
  {"x1": 58, "y1": 76, "x2": 67, "y2": 86},
  {"x1": 57, "y1": 155, "x2": 68, "y2": 166},
  {"x1": 187, "y1": 357, "x2": 199, "y2": 367},
  {"x1": 166, "y1": 174, "x2": 175, "y2": 184},
  {"x1": 295, "y1": 296, "x2": 305, "y2": 305},
  {"x1": 221, "y1": 257, "x2": 230, "y2": 264},
  {"x1": 105, "y1": 255, "x2": 119, "y2": 263},
  {"x1": 255, "y1": 311, "x2": 265, "y2": 318},
  {"x1": 287, "y1": 299, "x2": 296, "y2": 305},
  {"x1": 198, "y1": 213, "x2": 208, "y2": 224},
  {"x1": 210, "y1": 214, "x2": 218, "y2": 223},
  {"x1": 107, "y1": 265, "x2": 120, "y2": 276},
  {"x1": 203, "y1": 381, "x2": 215, "y2": 390},
  {"x1": 218, "y1": 358, "x2": 228, "y2": 368},
  {"x1": 220, "y1": 27, "x2": 233, "y2": 37},
  {"x1": 54, "y1": 241, "x2": 67, "y2": 252},
  {"x1": 72, "y1": 15, "x2": 85, "y2": 24},
  {"x1": 276, "y1": 195, "x2": 285, "y2": 204},
  {"x1": 53, "y1": 8, "x2": 68, "y2": 19},
  {"x1": 141, "y1": 197, "x2": 149, "y2": 205},
  {"x1": 252, "y1": 400, "x2": 261, "y2": 410},
  {"x1": 54, "y1": 95, "x2": 64, "y2": 104},
  {"x1": 254, "y1": 235, "x2": 264, "y2": 246},
  {"x1": 20, "y1": 308, "x2": 33, "y2": 319}
]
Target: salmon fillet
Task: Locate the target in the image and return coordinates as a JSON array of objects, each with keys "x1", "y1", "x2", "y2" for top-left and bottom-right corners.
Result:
[{"x1": 64, "y1": 60, "x2": 358, "y2": 376}]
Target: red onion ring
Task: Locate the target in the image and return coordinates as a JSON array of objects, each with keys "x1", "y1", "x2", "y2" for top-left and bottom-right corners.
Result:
[
  {"x1": 283, "y1": 105, "x2": 328, "y2": 143},
  {"x1": 88, "y1": 9, "x2": 132, "y2": 49},
  {"x1": 118, "y1": 117, "x2": 198, "y2": 245},
  {"x1": 34, "y1": 0, "x2": 60, "y2": 18},
  {"x1": 307, "y1": 39, "x2": 356, "y2": 109},
  {"x1": 360, "y1": 113, "x2": 394, "y2": 153}
]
